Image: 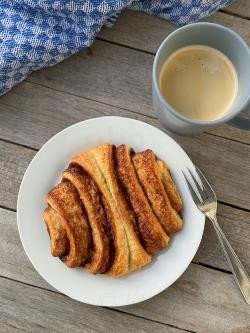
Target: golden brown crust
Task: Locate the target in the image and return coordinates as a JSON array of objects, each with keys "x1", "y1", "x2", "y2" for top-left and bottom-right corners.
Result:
[
  {"x1": 43, "y1": 207, "x2": 69, "y2": 257},
  {"x1": 47, "y1": 181, "x2": 91, "y2": 268},
  {"x1": 72, "y1": 145, "x2": 129, "y2": 276},
  {"x1": 44, "y1": 143, "x2": 183, "y2": 277},
  {"x1": 115, "y1": 145, "x2": 169, "y2": 254},
  {"x1": 133, "y1": 150, "x2": 183, "y2": 234},
  {"x1": 157, "y1": 160, "x2": 183, "y2": 213},
  {"x1": 100, "y1": 195, "x2": 116, "y2": 269},
  {"x1": 72, "y1": 144, "x2": 151, "y2": 276},
  {"x1": 63, "y1": 165, "x2": 110, "y2": 274}
]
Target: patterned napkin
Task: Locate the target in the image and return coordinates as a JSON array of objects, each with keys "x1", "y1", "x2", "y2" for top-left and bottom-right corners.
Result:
[{"x1": 0, "y1": 0, "x2": 233, "y2": 96}]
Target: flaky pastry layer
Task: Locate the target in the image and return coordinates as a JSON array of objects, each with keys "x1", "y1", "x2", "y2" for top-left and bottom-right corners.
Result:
[
  {"x1": 47, "y1": 181, "x2": 91, "y2": 267},
  {"x1": 157, "y1": 160, "x2": 183, "y2": 213},
  {"x1": 116, "y1": 145, "x2": 169, "y2": 254},
  {"x1": 71, "y1": 144, "x2": 151, "y2": 277},
  {"x1": 133, "y1": 150, "x2": 183, "y2": 234},
  {"x1": 63, "y1": 165, "x2": 110, "y2": 274},
  {"x1": 43, "y1": 206, "x2": 69, "y2": 257}
]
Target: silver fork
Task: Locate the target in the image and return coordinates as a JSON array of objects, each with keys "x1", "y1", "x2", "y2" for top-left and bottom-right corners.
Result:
[{"x1": 182, "y1": 166, "x2": 250, "y2": 305}]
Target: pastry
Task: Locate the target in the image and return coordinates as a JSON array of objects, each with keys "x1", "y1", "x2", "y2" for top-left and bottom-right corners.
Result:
[
  {"x1": 133, "y1": 150, "x2": 183, "y2": 234},
  {"x1": 47, "y1": 181, "x2": 91, "y2": 267},
  {"x1": 115, "y1": 144, "x2": 169, "y2": 254},
  {"x1": 71, "y1": 143, "x2": 151, "y2": 277},
  {"x1": 43, "y1": 206, "x2": 69, "y2": 257},
  {"x1": 44, "y1": 143, "x2": 183, "y2": 277},
  {"x1": 63, "y1": 164, "x2": 110, "y2": 274},
  {"x1": 156, "y1": 159, "x2": 183, "y2": 212}
]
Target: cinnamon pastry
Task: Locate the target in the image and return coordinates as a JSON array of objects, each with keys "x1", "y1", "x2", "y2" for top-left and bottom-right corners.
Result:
[
  {"x1": 133, "y1": 150, "x2": 183, "y2": 234},
  {"x1": 71, "y1": 144, "x2": 151, "y2": 277},
  {"x1": 43, "y1": 206, "x2": 69, "y2": 257},
  {"x1": 44, "y1": 143, "x2": 183, "y2": 277},
  {"x1": 63, "y1": 164, "x2": 110, "y2": 274},
  {"x1": 156, "y1": 159, "x2": 183, "y2": 212},
  {"x1": 115, "y1": 144, "x2": 169, "y2": 254},
  {"x1": 47, "y1": 181, "x2": 91, "y2": 267}
]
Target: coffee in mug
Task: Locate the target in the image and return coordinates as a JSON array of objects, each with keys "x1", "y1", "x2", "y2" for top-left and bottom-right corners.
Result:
[{"x1": 159, "y1": 45, "x2": 238, "y2": 121}]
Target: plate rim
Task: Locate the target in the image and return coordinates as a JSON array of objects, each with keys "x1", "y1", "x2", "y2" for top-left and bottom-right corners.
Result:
[{"x1": 17, "y1": 116, "x2": 205, "y2": 306}]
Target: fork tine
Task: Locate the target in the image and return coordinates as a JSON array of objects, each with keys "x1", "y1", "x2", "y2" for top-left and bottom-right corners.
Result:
[
  {"x1": 187, "y1": 167, "x2": 203, "y2": 191},
  {"x1": 195, "y1": 166, "x2": 216, "y2": 200},
  {"x1": 187, "y1": 167, "x2": 206, "y2": 202},
  {"x1": 182, "y1": 171, "x2": 202, "y2": 204}
]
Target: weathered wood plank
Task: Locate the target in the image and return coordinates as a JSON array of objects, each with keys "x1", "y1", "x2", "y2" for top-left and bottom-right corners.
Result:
[
  {"x1": 16, "y1": 36, "x2": 248, "y2": 145},
  {"x1": 120, "y1": 263, "x2": 250, "y2": 333},
  {"x1": 0, "y1": 7, "x2": 249, "y2": 155},
  {"x1": 195, "y1": 203, "x2": 250, "y2": 271},
  {"x1": 2, "y1": 11, "x2": 250, "y2": 144},
  {"x1": 0, "y1": 4, "x2": 249, "y2": 332},
  {"x1": 0, "y1": 208, "x2": 54, "y2": 289},
  {"x1": 0, "y1": 84, "x2": 249, "y2": 209},
  {"x1": 223, "y1": 0, "x2": 250, "y2": 18},
  {"x1": 0, "y1": 208, "x2": 249, "y2": 333},
  {"x1": 99, "y1": 10, "x2": 250, "y2": 54},
  {"x1": 27, "y1": 40, "x2": 153, "y2": 118},
  {"x1": 0, "y1": 140, "x2": 34, "y2": 211},
  {"x1": 100, "y1": 10, "x2": 175, "y2": 53},
  {"x1": 1, "y1": 278, "x2": 182, "y2": 333}
]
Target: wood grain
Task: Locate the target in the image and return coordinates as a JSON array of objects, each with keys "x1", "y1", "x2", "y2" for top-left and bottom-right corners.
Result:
[
  {"x1": 0, "y1": 207, "x2": 249, "y2": 333},
  {"x1": 0, "y1": 6, "x2": 250, "y2": 332},
  {"x1": 22, "y1": 36, "x2": 248, "y2": 145},
  {"x1": 0, "y1": 85, "x2": 249, "y2": 210},
  {"x1": 0, "y1": 7, "x2": 249, "y2": 150},
  {"x1": 0, "y1": 140, "x2": 34, "y2": 210},
  {"x1": 1, "y1": 278, "x2": 184, "y2": 333},
  {"x1": 120, "y1": 263, "x2": 250, "y2": 333},
  {"x1": 1, "y1": 12, "x2": 249, "y2": 145},
  {"x1": 195, "y1": 204, "x2": 250, "y2": 272},
  {"x1": 0, "y1": 208, "x2": 54, "y2": 289},
  {"x1": 99, "y1": 10, "x2": 250, "y2": 54},
  {"x1": 223, "y1": 0, "x2": 250, "y2": 18},
  {"x1": 27, "y1": 39, "x2": 153, "y2": 118}
]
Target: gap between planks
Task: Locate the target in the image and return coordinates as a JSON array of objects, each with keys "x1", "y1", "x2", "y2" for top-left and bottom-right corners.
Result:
[
  {"x1": 221, "y1": 0, "x2": 250, "y2": 20},
  {"x1": 0, "y1": 81, "x2": 158, "y2": 121},
  {"x1": 1, "y1": 205, "x2": 249, "y2": 331},
  {"x1": 109, "y1": 308, "x2": 196, "y2": 333},
  {"x1": 19, "y1": 81, "x2": 243, "y2": 147},
  {"x1": 0, "y1": 94, "x2": 249, "y2": 209},
  {"x1": 1, "y1": 81, "x2": 249, "y2": 148},
  {"x1": 1, "y1": 9, "x2": 250, "y2": 147},
  {"x1": 204, "y1": 131, "x2": 250, "y2": 147},
  {"x1": 96, "y1": 36, "x2": 155, "y2": 55},
  {"x1": 0, "y1": 274, "x2": 195, "y2": 333},
  {"x1": 220, "y1": 9, "x2": 250, "y2": 21}
]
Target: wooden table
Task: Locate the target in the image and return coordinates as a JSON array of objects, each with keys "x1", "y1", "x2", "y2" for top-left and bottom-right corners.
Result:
[{"x1": 1, "y1": 1, "x2": 250, "y2": 332}]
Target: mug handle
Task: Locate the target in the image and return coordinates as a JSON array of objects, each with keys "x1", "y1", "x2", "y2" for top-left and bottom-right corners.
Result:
[{"x1": 229, "y1": 104, "x2": 250, "y2": 131}]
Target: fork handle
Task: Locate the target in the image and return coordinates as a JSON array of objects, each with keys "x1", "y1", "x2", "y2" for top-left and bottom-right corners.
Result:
[{"x1": 210, "y1": 216, "x2": 250, "y2": 305}]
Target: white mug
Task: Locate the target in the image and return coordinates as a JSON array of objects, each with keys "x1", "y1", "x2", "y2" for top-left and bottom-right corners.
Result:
[{"x1": 152, "y1": 22, "x2": 250, "y2": 135}]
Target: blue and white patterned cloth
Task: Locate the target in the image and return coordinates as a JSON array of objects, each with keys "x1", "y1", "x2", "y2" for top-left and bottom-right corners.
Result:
[{"x1": 0, "y1": 0, "x2": 233, "y2": 96}]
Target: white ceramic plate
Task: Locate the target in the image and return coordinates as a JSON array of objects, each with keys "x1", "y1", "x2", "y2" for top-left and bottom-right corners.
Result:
[{"x1": 17, "y1": 116, "x2": 204, "y2": 307}]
